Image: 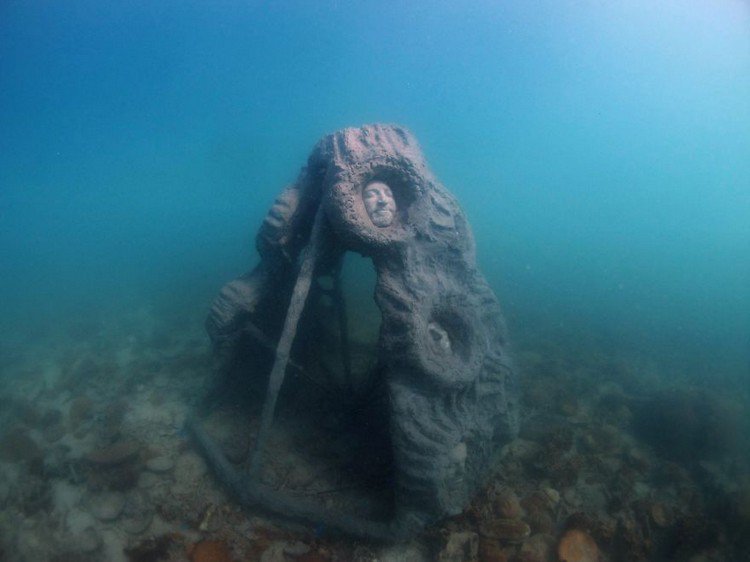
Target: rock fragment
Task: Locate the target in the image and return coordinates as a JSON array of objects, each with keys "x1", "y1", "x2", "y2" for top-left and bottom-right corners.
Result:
[
  {"x1": 146, "y1": 455, "x2": 174, "y2": 473},
  {"x1": 0, "y1": 426, "x2": 43, "y2": 463},
  {"x1": 86, "y1": 440, "x2": 140, "y2": 465},
  {"x1": 479, "y1": 518, "x2": 531, "y2": 544},
  {"x1": 89, "y1": 491, "x2": 125, "y2": 521},
  {"x1": 438, "y1": 531, "x2": 478, "y2": 562},
  {"x1": 557, "y1": 529, "x2": 600, "y2": 562}
]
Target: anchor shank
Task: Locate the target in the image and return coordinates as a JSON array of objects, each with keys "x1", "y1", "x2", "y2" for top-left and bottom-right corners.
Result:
[{"x1": 249, "y1": 204, "x2": 326, "y2": 477}]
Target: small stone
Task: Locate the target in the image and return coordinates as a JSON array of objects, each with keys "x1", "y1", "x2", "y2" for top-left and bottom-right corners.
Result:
[
  {"x1": 222, "y1": 436, "x2": 251, "y2": 464},
  {"x1": 438, "y1": 531, "x2": 478, "y2": 562},
  {"x1": 120, "y1": 491, "x2": 154, "y2": 535},
  {"x1": 283, "y1": 541, "x2": 310, "y2": 556},
  {"x1": 126, "y1": 535, "x2": 179, "y2": 562},
  {"x1": 89, "y1": 491, "x2": 125, "y2": 521},
  {"x1": 596, "y1": 515, "x2": 617, "y2": 542},
  {"x1": 519, "y1": 534, "x2": 555, "y2": 562},
  {"x1": 479, "y1": 518, "x2": 531, "y2": 544},
  {"x1": 146, "y1": 455, "x2": 174, "y2": 473},
  {"x1": 560, "y1": 396, "x2": 579, "y2": 416},
  {"x1": 557, "y1": 529, "x2": 599, "y2": 562},
  {"x1": 86, "y1": 440, "x2": 140, "y2": 465},
  {"x1": 478, "y1": 538, "x2": 514, "y2": 562},
  {"x1": 494, "y1": 488, "x2": 523, "y2": 519},
  {"x1": 502, "y1": 439, "x2": 540, "y2": 461},
  {"x1": 377, "y1": 541, "x2": 431, "y2": 561},
  {"x1": 174, "y1": 452, "x2": 207, "y2": 486},
  {"x1": 74, "y1": 426, "x2": 91, "y2": 439},
  {"x1": 68, "y1": 396, "x2": 94, "y2": 430},
  {"x1": 120, "y1": 510, "x2": 153, "y2": 535},
  {"x1": 522, "y1": 490, "x2": 555, "y2": 515},
  {"x1": 74, "y1": 526, "x2": 101, "y2": 553},
  {"x1": 40, "y1": 409, "x2": 63, "y2": 428},
  {"x1": 0, "y1": 427, "x2": 43, "y2": 463},
  {"x1": 137, "y1": 471, "x2": 160, "y2": 489},
  {"x1": 198, "y1": 504, "x2": 222, "y2": 532},
  {"x1": 527, "y1": 510, "x2": 555, "y2": 535},
  {"x1": 563, "y1": 488, "x2": 581, "y2": 507},
  {"x1": 650, "y1": 502, "x2": 671, "y2": 528},
  {"x1": 260, "y1": 542, "x2": 287, "y2": 562},
  {"x1": 737, "y1": 486, "x2": 750, "y2": 525},
  {"x1": 285, "y1": 464, "x2": 316, "y2": 488},
  {"x1": 542, "y1": 487, "x2": 560, "y2": 506},
  {"x1": 189, "y1": 540, "x2": 233, "y2": 562},
  {"x1": 258, "y1": 540, "x2": 311, "y2": 562},
  {"x1": 633, "y1": 481, "x2": 651, "y2": 498},
  {"x1": 43, "y1": 422, "x2": 65, "y2": 443}
]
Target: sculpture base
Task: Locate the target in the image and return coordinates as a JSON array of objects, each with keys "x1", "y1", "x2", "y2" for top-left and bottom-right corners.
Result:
[{"x1": 186, "y1": 411, "x2": 410, "y2": 541}]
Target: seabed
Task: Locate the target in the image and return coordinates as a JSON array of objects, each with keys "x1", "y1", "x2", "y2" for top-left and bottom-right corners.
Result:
[{"x1": 0, "y1": 303, "x2": 748, "y2": 561}]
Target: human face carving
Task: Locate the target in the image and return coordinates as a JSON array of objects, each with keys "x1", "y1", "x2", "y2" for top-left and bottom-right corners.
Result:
[
  {"x1": 363, "y1": 181, "x2": 396, "y2": 228},
  {"x1": 427, "y1": 321, "x2": 452, "y2": 354}
]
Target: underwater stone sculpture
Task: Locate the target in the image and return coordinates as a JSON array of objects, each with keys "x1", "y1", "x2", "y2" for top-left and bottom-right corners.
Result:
[{"x1": 191, "y1": 124, "x2": 520, "y2": 540}]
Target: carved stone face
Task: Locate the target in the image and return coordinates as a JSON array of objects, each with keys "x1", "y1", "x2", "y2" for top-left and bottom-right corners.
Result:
[
  {"x1": 427, "y1": 321, "x2": 452, "y2": 354},
  {"x1": 363, "y1": 181, "x2": 396, "y2": 227}
]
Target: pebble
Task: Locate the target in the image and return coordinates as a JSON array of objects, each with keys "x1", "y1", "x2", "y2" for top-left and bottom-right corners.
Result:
[
  {"x1": 42, "y1": 423, "x2": 65, "y2": 443},
  {"x1": 479, "y1": 518, "x2": 530, "y2": 544},
  {"x1": 222, "y1": 437, "x2": 251, "y2": 464},
  {"x1": 563, "y1": 488, "x2": 581, "y2": 507},
  {"x1": 137, "y1": 472, "x2": 160, "y2": 489},
  {"x1": 190, "y1": 540, "x2": 233, "y2": 562},
  {"x1": 40, "y1": 409, "x2": 63, "y2": 428},
  {"x1": 285, "y1": 464, "x2": 316, "y2": 488},
  {"x1": 519, "y1": 534, "x2": 555, "y2": 562},
  {"x1": 283, "y1": 541, "x2": 311, "y2": 556},
  {"x1": 120, "y1": 491, "x2": 154, "y2": 534},
  {"x1": 86, "y1": 440, "x2": 140, "y2": 465},
  {"x1": 0, "y1": 428, "x2": 43, "y2": 462},
  {"x1": 198, "y1": 504, "x2": 222, "y2": 532},
  {"x1": 494, "y1": 488, "x2": 523, "y2": 519},
  {"x1": 89, "y1": 491, "x2": 125, "y2": 521},
  {"x1": 479, "y1": 537, "x2": 514, "y2": 562},
  {"x1": 120, "y1": 509, "x2": 153, "y2": 535},
  {"x1": 174, "y1": 452, "x2": 207, "y2": 484},
  {"x1": 542, "y1": 487, "x2": 560, "y2": 506},
  {"x1": 502, "y1": 439, "x2": 540, "y2": 461},
  {"x1": 527, "y1": 510, "x2": 555, "y2": 535},
  {"x1": 634, "y1": 481, "x2": 651, "y2": 498},
  {"x1": 438, "y1": 532, "x2": 479, "y2": 562},
  {"x1": 557, "y1": 529, "x2": 599, "y2": 562},
  {"x1": 146, "y1": 455, "x2": 174, "y2": 473},
  {"x1": 74, "y1": 526, "x2": 101, "y2": 553},
  {"x1": 650, "y1": 502, "x2": 671, "y2": 528}
]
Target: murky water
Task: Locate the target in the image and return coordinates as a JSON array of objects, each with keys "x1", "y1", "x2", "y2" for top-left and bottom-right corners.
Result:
[{"x1": 1, "y1": 2, "x2": 748, "y2": 560}]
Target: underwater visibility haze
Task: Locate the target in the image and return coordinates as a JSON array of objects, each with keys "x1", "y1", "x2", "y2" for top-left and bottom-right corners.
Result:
[{"x1": 1, "y1": 1, "x2": 749, "y2": 561}]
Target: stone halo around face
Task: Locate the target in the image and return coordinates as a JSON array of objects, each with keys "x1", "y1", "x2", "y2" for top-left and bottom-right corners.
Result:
[{"x1": 362, "y1": 181, "x2": 397, "y2": 228}]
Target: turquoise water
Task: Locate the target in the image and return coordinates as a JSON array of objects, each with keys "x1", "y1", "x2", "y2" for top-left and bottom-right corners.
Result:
[
  {"x1": 1, "y1": 1, "x2": 749, "y2": 559},
  {"x1": 2, "y1": 1, "x2": 747, "y2": 359}
]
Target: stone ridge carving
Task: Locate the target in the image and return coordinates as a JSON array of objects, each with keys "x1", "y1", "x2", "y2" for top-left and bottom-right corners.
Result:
[{"x1": 192, "y1": 123, "x2": 520, "y2": 540}]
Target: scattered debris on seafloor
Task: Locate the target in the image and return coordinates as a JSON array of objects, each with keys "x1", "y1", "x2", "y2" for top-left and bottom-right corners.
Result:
[{"x1": 0, "y1": 306, "x2": 747, "y2": 561}]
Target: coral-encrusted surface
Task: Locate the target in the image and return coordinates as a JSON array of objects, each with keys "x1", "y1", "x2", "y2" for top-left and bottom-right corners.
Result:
[{"x1": 202, "y1": 125, "x2": 520, "y2": 536}]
